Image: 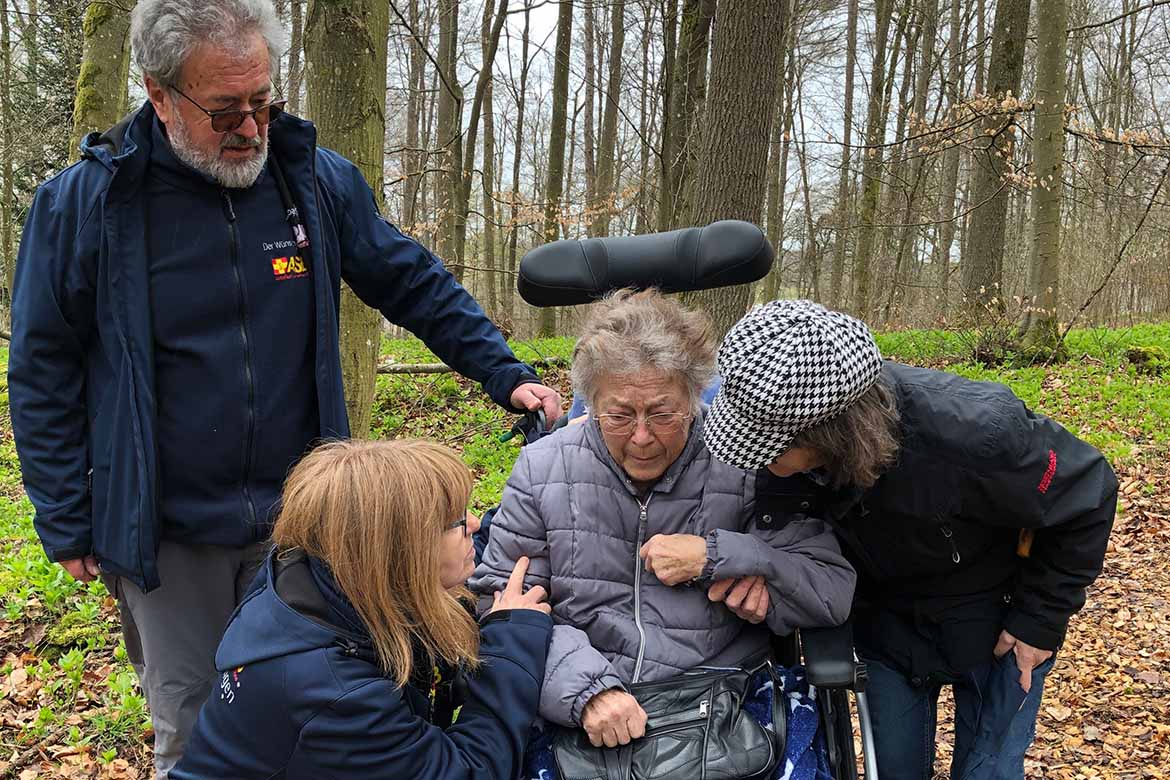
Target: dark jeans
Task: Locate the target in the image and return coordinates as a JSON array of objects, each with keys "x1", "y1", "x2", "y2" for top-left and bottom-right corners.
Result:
[{"x1": 860, "y1": 650, "x2": 1055, "y2": 780}]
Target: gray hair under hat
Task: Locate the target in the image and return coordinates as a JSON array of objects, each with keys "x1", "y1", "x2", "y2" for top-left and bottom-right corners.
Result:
[{"x1": 705, "y1": 300, "x2": 883, "y2": 470}]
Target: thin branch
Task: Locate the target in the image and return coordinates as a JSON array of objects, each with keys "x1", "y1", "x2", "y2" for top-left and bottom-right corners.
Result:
[{"x1": 1060, "y1": 157, "x2": 1170, "y2": 342}]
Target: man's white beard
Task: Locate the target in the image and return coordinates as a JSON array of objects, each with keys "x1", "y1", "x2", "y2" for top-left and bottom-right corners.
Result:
[{"x1": 167, "y1": 108, "x2": 268, "y2": 190}]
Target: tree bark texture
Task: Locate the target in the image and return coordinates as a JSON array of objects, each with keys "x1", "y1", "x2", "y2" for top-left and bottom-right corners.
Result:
[
  {"x1": 434, "y1": 0, "x2": 463, "y2": 276},
  {"x1": 590, "y1": 0, "x2": 625, "y2": 236},
  {"x1": 305, "y1": 0, "x2": 389, "y2": 438},
  {"x1": 849, "y1": 0, "x2": 895, "y2": 319},
  {"x1": 682, "y1": 0, "x2": 786, "y2": 338},
  {"x1": 1019, "y1": 0, "x2": 1066, "y2": 350},
  {"x1": 962, "y1": 0, "x2": 1030, "y2": 316},
  {"x1": 539, "y1": 0, "x2": 573, "y2": 335},
  {"x1": 68, "y1": 0, "x2": 135, "y2": 164},
  {"x1": 1, "y1": 0, "x2": 14, "y2": 313},
  {"x1": 830, "y1": 0, "x2": 859, "y2": 310}
]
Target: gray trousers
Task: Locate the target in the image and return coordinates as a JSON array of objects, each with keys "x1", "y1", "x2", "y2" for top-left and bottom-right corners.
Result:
[{"x1": 104, "y1": 540, "x2": 269, "y2": 780}]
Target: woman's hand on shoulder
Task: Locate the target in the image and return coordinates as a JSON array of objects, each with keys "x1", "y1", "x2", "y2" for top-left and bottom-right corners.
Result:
[
  {"x1": 581, "y1": 689, "x2": 647, "y2": 747},
  {"x1": 489, "y1": 556, "x2": 551, "y2": 615}
]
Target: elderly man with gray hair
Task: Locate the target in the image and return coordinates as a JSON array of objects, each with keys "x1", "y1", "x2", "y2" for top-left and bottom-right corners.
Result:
[
  {"x1": 7, "y1": 1, "x2": 561, "y2": 775},
  {"x1": 470, "y1": 289, "x2": 855, "y2": 760}
]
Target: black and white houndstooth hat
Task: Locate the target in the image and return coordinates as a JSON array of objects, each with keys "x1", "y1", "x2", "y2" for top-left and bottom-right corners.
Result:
[{"x1": 705, "y1": 300, "x2": 884, "y2": 470}]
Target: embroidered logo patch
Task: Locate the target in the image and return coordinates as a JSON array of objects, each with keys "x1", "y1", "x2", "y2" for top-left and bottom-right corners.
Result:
[
  {"x1": 271, "y1": 255, "x2": 308, "y2": 281},
  {"x1": 1037, "y1": 449, "x2": 1057, "y2": 494}
]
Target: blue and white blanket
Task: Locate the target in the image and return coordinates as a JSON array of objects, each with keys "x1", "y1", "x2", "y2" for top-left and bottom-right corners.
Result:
[{"x1": 522, "y1": 665, "x2": 832, "y2": 780}]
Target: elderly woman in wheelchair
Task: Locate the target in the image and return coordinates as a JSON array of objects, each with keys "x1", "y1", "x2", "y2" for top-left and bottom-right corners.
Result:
[{"x1": 469, "y1": 288, "x2": 856, "y2": 779}]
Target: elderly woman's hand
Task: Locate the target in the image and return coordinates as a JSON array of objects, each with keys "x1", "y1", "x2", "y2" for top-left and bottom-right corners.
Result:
[
  {"x1": 639, "y1": 533, "x2": 707, "y2": 586},
  {"x1": 581, "y1": 689, "x2": 648, "y2": 747},
  {"x1": 708, "y1": 576, "x2": 770, "y2": 624}
]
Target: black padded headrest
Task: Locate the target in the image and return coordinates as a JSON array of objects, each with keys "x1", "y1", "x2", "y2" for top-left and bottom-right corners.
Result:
[{"x1": 517, "y1": 220, "x2": 774, "y2": 307}]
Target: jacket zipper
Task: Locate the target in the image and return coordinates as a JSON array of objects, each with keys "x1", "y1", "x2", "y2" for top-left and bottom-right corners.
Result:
[
  {"x1": 632, "y1": 494, "x2": 653, "y2": 683},
  {"x1": 940, "y1": 524, "x2": 961, "y2": 564},
  {"x1": 222, "y1": 191, "x2": 258, "y2": 530}
]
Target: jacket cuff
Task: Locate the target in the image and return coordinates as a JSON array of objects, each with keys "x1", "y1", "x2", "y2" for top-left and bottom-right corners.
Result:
[
  {"x1": 46, "y1": 543, "x2": 93, "y2": 563},
  {"x1": 487, "y1": 366, "x2": 541, "y2": 410},
  {"x1": 1003, "y1": 609, "x2": 1066, "y2": 651},
  {"x1": 699, "y1": 533, "x2": 719, "y2": 583},
  {"x1": 479, "y1": 608, "x2": 554, "y2": 630},
  {"x1": 570, "y1": 672, "x2": 626, "y2": 726}
]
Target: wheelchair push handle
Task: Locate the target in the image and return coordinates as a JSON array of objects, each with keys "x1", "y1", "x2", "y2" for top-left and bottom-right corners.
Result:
[{"x1": 517, "y1": 220, "x2": 774, "y2": 307}]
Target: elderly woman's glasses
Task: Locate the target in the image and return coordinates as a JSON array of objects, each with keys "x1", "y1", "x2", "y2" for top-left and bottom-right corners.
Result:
[
  {"x1": 594, "y1": 412, "x2": 692, "y2": 436},
  {"x1": 171, "y1": 86, "x2": 287, "y2": 133}
]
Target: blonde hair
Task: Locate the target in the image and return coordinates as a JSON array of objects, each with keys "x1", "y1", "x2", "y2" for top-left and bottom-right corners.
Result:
[
  {"x1": 572, "y1": 288, "x2": 716, "y2": 413},
  {"x1": 272, "y1": 439, "x2": 478, "y2": 687}
]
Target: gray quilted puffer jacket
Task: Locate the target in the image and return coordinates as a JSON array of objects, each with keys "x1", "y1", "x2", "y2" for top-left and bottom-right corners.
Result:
[{"x1": 468, "y1": 412, "x2": 856, "y2": 727}]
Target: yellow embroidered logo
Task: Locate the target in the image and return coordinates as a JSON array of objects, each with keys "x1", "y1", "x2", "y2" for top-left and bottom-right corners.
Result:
[{"x1": 271, "y1": 255, "x2": 308, "y2": 281}]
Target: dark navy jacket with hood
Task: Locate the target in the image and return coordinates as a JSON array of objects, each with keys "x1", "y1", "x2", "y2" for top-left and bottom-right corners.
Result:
[
  {"x1": 9, "y1": 102, "x2": 539, "y2": 591},
  {"x1": 170, "y1": 550, "x2": 553, "y2": 780}
]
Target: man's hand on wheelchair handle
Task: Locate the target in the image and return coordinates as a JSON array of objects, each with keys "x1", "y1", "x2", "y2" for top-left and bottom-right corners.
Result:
[
  {"x1": 993, "y1": 629, "x2": 1053, "y2": 694},
  {"x1": 581, "y1": 689, "x2": 648, "y2": 748},
  {"x1": 510, "y1": 382, "x2": 563, "y2": 421},
  {"x1": 708, "y1": 576, "x2": 769, "y2": 623}
]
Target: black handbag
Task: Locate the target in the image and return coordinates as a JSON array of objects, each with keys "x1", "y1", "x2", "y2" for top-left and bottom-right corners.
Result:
[{"x1": 552, "y1": 665, "x2": 783, "y2": 780}]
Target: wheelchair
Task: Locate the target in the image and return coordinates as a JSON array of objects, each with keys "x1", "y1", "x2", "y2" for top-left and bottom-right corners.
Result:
[{"x1": 487, "y1": 220, "x2": 879, "y2": 780}]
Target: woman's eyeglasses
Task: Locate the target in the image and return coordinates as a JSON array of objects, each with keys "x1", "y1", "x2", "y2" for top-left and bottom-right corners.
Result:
[
  {"x1": 447, "y1": 513, "x2": 469, "y2": 537},
  {"x1": 594, "y1": 412, "x2": 692, "y2": 436},
  {"x1": 171, "y1": 86, "x2": 287, "y2": 133}
]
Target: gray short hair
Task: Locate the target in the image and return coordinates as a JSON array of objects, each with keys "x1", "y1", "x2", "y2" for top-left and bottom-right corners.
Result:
[
  {"x1": 572, "y1": 289, "x2": 716, "y2": 413},
  {"x1": 793, "y1": 374, "x2": 901, "y2": 488},
  {"x1": 131, "y1": 0, "x2": 287, "y2": 87}
]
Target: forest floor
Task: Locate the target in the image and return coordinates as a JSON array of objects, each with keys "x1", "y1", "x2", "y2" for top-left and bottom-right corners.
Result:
[{"x1": 0, "y1": 326, "x2": 1168, "y2": 779}]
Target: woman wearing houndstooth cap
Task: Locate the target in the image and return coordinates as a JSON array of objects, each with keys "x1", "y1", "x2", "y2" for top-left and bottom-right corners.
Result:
[{"x1": 706, "y1": 300, "x2": 1119, "y2": 780}]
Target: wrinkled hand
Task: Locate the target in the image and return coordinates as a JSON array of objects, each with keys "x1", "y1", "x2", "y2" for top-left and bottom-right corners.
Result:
[
  {"x1": 490, "y1": 556, "x2": 551, "y2": 615},
  {"x1": 60, "y1": 556, "x2": 101, "y2": 583},
  {"x1": 708, "y1": 576, "x2": 770, "y2": 623},
  {"x1": 639, "y1": 534, "x2": 707, "y2": 586},
  {"x1": 510, "y1": 382, "x2": 563, "y2": 422},
  {"x1": 993, "y1": 629, "x2": 1053, "y2": 694},
  {"x1": 581, "y1": 689, "x2": 647, "y2": 748}
]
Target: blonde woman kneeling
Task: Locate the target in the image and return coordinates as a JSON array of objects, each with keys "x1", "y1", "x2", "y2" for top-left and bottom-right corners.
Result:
[{"x1": 172, "y1": 439, "x2": 552, "y2": 780}]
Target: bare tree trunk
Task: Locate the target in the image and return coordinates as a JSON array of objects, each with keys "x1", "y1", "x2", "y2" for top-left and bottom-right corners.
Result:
[
  {"x1": 68, "y1": 0, "x2": 135, "y2": 164},
  {"x1": 287, "y1": 0, "x2": 303, "y2": 113},
  {"x1": 655, "y1": 0, "x2": 678, "y2": 230},
  {"x1": 482, "y1": 0, "x2": 498, "y2": 317},
  {"x1": 1, "y1": 0, "x2": 14, "y2": 317},
  {"x1": 582, "y1": 0, "x2": 597, "y2": 214},
  {"x1": 849, "y1": 0, "x2": 895, "y2": 318},
  {"x1": 1019, "y1": 0, "x2": 1066, "y2": 351},
  {"x1": 505, "y1": 1, "x2": 532, "y2": 324},
  {"x1": 539, "y1": 0, "x2": 574, "y2": 336},
  {"x1": 401, "y1": 0, "x2": 424, "y2": 231},
  {"x1": 886, "y1": 0, "x2": 939, "y2": 322},
  {"x1": 635, "y1": 0, "x2": 653, "y2": 233},
  {"x1": 764, "y1": 39, "x2": 796, "y2": 303},
  {"x1": 658, "y1": 0, "x2": 716, "y2": 231},
  {"x1": 453, "y1": 0, "x2": 509, "y2": 277},
  {"x1": 682, "y1": 0, "x2": 787, "y2": 337},
  {"x1": 962, "y1": 0, "x2": 1030, "y2": 317},
  {"x1": 305, "y1": 0, "x2": 389, "y2": 438},
  {"x1": 435, "y1": 0, "x2": 464, "y2": 278},
  {"x1": 830, "y1": 0, "x2": 859, "y2": 310},
  {"x1": 591, "y1": 0, "x2": 625, "y2": 236},
  {"x1": 933, "y1": 0, "x2": 963, "y2": 318}
]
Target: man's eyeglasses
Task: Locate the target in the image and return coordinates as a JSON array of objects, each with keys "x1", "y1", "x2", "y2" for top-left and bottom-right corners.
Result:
[
  {"x1": 171, "y1": 86, "x2": 287, "y2": 133},
  {"x1": 447, "y1": 513, "x2": 469, "y2": 538},
  {"x1": 594, "y1": 412, "x2": 692, "y2": 436}
]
